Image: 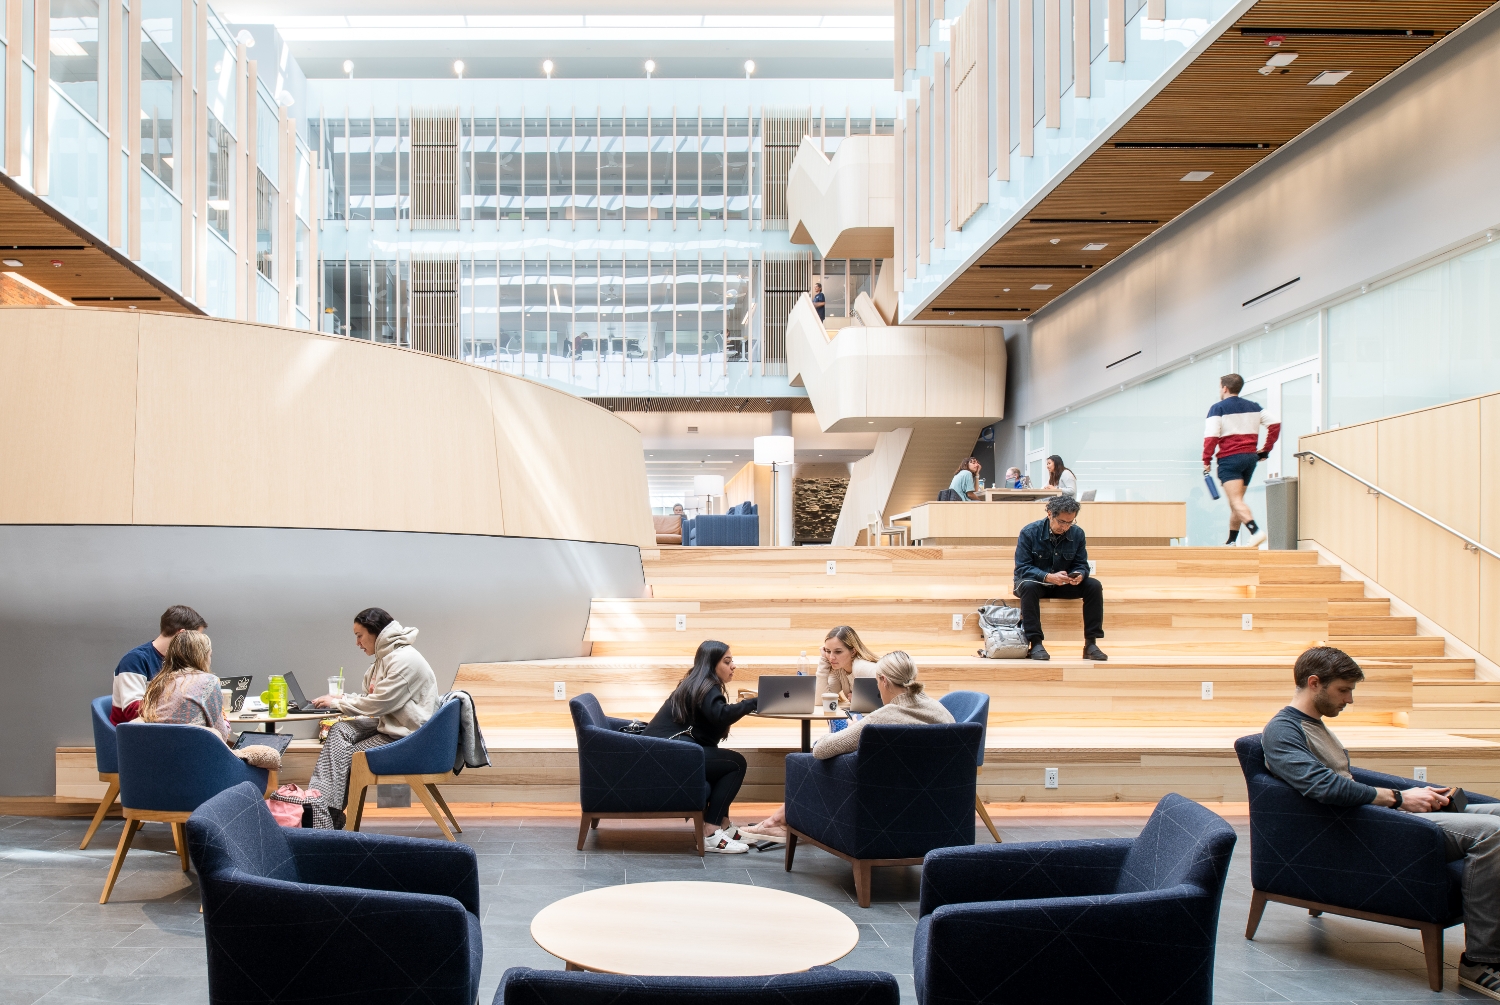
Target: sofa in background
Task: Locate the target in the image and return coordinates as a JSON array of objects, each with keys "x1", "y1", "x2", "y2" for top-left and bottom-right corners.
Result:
[
  {"x1": 685, "y1": 502, "x2": 759, "y2": 546},
  {"x1": 653, "y1": 514, "x2": 682, "y2": 545}
]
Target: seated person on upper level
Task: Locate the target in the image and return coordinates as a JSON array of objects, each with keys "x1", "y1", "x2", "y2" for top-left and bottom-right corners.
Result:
[
  {"x1": 1013, "y1": 495, "x2": 1106, "y2": 662},
  {"x1": 1003, "y1": 466, "x2": 1031, "y2": 489},
  {"x1": 645, "y1": 640, "x2": 758, "y2": 854},
  {"x1": 811, "y1": 651, "x2": 953, "y2": 759},
  {"x1": 1263, "y1": 646, "x2": 1500, "y2": 1001},
  {"x1": 947, "y1": 456, "x2": 983, "y2": 501},
  {"x1": 138, "y1": 630, "x2": 231, "y2": 742},
  {"x1": 111, "y1": 605, "x2": 208, "y2": 725},
  {"x1": 307, "y1": 607, "x2": 440, "y2": 828}
]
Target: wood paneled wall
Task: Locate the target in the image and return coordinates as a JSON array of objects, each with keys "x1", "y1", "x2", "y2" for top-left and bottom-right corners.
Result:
[
  {"x1": 0, "y1": 307, "x2": 655, "y2": 548},
  {"x1": 1301, "y1": 395, "x2": 1500, "y2": 669}
]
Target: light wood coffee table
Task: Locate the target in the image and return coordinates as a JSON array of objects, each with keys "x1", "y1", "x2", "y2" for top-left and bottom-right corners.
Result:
[{"x1": 530, "y1": 880, "x2": 858, "y2": 975}]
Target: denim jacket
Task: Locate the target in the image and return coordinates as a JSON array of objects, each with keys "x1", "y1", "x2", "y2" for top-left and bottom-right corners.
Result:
[{"x1": 1013, "y1": 518, "x2": 1090, "y2": 586}]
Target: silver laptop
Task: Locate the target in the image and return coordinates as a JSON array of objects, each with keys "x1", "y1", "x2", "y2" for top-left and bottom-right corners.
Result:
[
  {"x1": 850, "y1": 677, "x2": 884, "y2": 714},
  {"x1": 758, "y1": 675, "x2": 817, "y2": 714}
]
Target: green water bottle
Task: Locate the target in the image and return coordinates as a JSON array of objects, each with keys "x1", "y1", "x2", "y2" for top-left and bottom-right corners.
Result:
[{"x1": 260, "y1": 675, "x2": 288, "y2": 718}]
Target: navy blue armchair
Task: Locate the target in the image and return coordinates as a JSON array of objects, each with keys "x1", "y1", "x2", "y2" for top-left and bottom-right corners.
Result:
[
  {"x1": 348, "y1": 696, "x2": 463, "y2": 839},
  {"x1": 81, "y1": 695, "x2": 120, "y2": 850},
  {"x1": 913, "y1": 793, "x2": 1236, "y2": 1005},
  {"x1": 187, "y1": 781, "x2": 482, "y2": 1005},
  {"x1": 785, "y1": 722, "x2": 981, "y2": 907},
  {"x1": 496, "y1": 965, "x2": 900, "y2": 1005},
  {"x1": 1236, "y1": 733, "x2": 1497, "y2": 991},
  {"x1": 570, "y1": 693, "x2": 710, "y2": 855},
  {"x1": 102, "y1": 721, "x2": 276, "y2": 904},
  {"x1": 937, "y1": 690, "x2": 998, "y2": 842},
  {"x1": 686, "y1": 502, "x2": 759, "y2": 546}
]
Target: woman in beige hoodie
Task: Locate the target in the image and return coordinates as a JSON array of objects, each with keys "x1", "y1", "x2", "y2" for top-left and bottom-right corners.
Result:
[{"x1": 309, "y1": 607, "x2": 439, "y2": 825}]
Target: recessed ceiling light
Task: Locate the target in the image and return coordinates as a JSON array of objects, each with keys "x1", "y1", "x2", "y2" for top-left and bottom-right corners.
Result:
[
  {"x1": 1082, "y1": 242, "x2": 1108, "y2": 251},
  {"x1": 1049, "y1": 238, "x2": 1060, "y2": 245},
  {"x1": 1308, "y1": 70, "x2": 1351, "y2": 86},
  {"x1": 1181, "y1": 171, "x2": 1214, "y2": 182},
  {"x1": 1258, "y1": 51, "x2": 1298, "y2": 75},
  {"x1": 1031, "y1": 283, "x2": 1053, "y2": 290},
  {"x1": 1, "y1": 259, "x2": 21, "y2": 267},
  {"x1": 1002, "y1": 288, "x2": 1010, "y2": 292}
]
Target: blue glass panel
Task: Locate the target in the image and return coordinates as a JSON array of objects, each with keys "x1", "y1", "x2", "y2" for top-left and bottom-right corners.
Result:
[
  {"x1": 139, "y1": 167, "x2": 181, "y2": 289},
  {"x1": 46, "y1": 86, "x2": 108, "y2": 237}
]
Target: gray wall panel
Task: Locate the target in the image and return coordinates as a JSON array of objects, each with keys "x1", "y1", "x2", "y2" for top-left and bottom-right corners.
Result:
[{"x1": 0, "y1": 525, "x2": 645, "y2": 796}]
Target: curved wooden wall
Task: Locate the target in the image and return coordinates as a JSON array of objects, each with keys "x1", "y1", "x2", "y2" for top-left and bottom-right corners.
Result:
[{"x1": 0, "y1": 307, "x2": 655, "y2": 548}]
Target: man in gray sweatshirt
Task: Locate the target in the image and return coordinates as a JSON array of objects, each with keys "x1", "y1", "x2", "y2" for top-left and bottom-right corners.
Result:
[{"x1": 1262, "y1": 646, "x2": 1500, "y2": 1000}]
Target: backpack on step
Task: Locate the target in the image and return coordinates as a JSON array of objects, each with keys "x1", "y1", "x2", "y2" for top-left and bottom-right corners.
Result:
[{"x1": 978, "y1": 602, "x2": 1028, "y2": 659}]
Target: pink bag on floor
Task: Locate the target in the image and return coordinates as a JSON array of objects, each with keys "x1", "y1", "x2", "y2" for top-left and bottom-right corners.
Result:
[{"x1": 266, "y1": 784, "x2": 324, "y2": 827}]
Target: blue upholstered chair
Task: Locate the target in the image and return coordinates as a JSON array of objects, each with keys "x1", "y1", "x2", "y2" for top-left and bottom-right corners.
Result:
[
  {"x1": 187, "y1": 781, "x2": 482, "y2": 1005},
  {"x1": 348, "y1": 696, "x2": 463, "y2": 840},
  {"x1": 685, "y1": 502, "x2": 759, "y2": 546},
  {"x1": 913, "y1": 793, "x2": 1237, "y2": 1005},
  {"x1": 570, "y1": 693, "x2": 709, "y2": 855},
  {"x1": 784, "y1": 722, "x2": 981, "y2": 907},
  {"x1": 81, "y1": 695, "x2": 120, "y2": 850},
  {"x1": 937, "y1": 690, "x2": 999, "y2": 843},
  {"x1": 1236, "y1": 733, "x2": 1498, "y2": 991},
  {"x1": 496, "y1": 965, "x2": 900, "y2": 1005},
  {"x1": 102, "y1": 721, "x2": 277, "y2": 904}
]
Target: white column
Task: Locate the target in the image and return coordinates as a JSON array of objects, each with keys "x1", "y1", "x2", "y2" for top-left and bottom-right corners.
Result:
[{"x1": 772, "y1": 410, "x2": 794, "y2": 547}]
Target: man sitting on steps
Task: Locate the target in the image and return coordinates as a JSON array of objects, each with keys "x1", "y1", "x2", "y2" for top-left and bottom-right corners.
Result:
[
  {"x1": 1263, "y1": 646, "x2": 1500, "y2": 1001},
  {"x1": 1012, "y1": 495, "x2": 1106, "y2": 662}
]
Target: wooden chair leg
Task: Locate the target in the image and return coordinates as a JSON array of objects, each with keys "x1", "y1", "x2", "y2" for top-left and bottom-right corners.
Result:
[
  {"x1": 80, "y1": 777, "x2": 119, "y2": 850},
  {"x1": 975, "y1": 794, "x2": 1001, "y2": 843},
  {"x1": 591, "y1": 818, "x2": 600, "y2": 830},
  {"x1": 346, "y1": 754, "x2": 373, "y2": 832},
  {"x1": 100, "y1": 819, "x2": 142, "y2": 904},
  {"x1": 171, "y1": 822, "x2": 190, "y2": 872},
  {"x1": 425, "y1": 783, "x2": 462, "y2": 834},
  {"x1": 411, "y1": 778, "x2": 456, "y2": 841},
  {"x1": 577, "y1": 815, "x2": 591, "y2": 851},
  {"x1": 784, "y1": 830, "x2": 798, "y2": 870},
  {"x1": 854, "y1": 860, "x2": 873, "y2": 908},
  {"x1": 1420, "y1": 924, "x2": 1444, "y2": 992},
  {"x1": 1245, "y1": 889, "x2": 1269, "y2": 939},
  {"x1": 1308, "y1": 908, "x2": 1323, "y2": 917},
  {"x1": 692, "y1": 813, "x2": 704, "y2": 857}
]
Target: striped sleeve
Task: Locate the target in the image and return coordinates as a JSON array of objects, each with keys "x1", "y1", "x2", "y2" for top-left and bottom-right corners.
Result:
[
  {"x1": 1202, "y1": 411, "x2": 1224, "y2": 466},
  {"x1": 1260, "y1": 409, "x2": 1282, "y2": 455}
]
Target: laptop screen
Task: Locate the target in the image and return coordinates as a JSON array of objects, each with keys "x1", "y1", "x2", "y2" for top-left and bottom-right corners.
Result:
[{"x1": 282, "y1": 671, "x2": 312, "y2": 708}]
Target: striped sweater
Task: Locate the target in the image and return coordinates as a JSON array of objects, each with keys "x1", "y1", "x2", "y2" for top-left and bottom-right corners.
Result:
[{"x1": 1203, "y1": 395, "x2": 1281, "y2": 465}]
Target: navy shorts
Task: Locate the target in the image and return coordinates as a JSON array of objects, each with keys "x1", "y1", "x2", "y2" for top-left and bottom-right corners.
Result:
[{"x1": 1217, "y1": 452, "x2": 1258, "y2": 486}]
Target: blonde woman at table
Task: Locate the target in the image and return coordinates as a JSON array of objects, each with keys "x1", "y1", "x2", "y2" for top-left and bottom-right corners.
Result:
[
  {"x1": 811, "y1": 651, "x2": 953, "y2": 760},
  {"x1": 307, "y1": 607, "x2": 439, "y2": 828},
  {"x1": 139, "y1": 630, "x2": 231, "y2": 743}
]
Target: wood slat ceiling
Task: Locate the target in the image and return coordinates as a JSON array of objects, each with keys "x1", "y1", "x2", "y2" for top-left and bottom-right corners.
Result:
[
  {"x1": 920, "y1": 0, "x2": 1496, "y2": 321},
  {"x1": 586, "y1": 396, "x2": 817, "y2": 414},
  {"x1": 0, "y1": 172, "x2": 200, "y2": 313}
]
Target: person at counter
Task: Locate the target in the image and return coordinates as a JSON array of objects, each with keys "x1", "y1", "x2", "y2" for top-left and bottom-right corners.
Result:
[
  {"x1": 1013, "y1": 495, "x2": 1107, "y2": 662},
  {"x1": 111, "y1": 605, "x2": 208, "y2": 725},
  {"x1": 646, "y1": 640, "x2": 758, "y2": 853},
  {"x1": 949, "y1": 456, "x2": 983, "y2": 500},
  {"x1": 1043, "y1": 455, "x2": 1077, "y2": 498},
  {"x1": 308, "y1": 607, "x2": 440, "y2": 828},
  {"x1": 1003, "y1": 467, "x2": 1031, "y2": 489}
]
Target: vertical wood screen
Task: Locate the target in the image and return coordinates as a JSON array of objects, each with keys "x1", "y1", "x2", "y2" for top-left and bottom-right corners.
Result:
[
  {"x1": 411, "y1": 256, "x2": 459, "y2": 358},
  {"x1": 761, "y1": 110, "x2": 811, "y2": 230},
  {"x1": 761, "y1": 252, "x2": 812, "y2": 374},
  {"x1": 950, "y1": 0, "x2": 989, "y2": 231},
  {"x1": 411, "y1": 111, "x2": 460, "y2": 230}
]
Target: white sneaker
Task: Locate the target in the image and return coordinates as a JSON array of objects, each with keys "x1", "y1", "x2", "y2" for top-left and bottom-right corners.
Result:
[{"x1": 704, "y1": 828, "x2": 749, "y2": 854}]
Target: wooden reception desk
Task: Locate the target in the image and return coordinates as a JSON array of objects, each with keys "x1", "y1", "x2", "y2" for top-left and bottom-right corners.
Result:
[{"x1": 900, "y1": 500, "x2": 1187, "y2": 546}]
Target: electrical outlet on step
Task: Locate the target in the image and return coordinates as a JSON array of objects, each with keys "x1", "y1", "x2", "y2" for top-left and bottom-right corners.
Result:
[
  {"x1": 1242, "y1": 613, "x2": 1254, "y2": 631},
  {"x1": 675, "y1": 614, "x2": 686, "y2": 631},
  {"x1": 826, "y1": 560, "x2": 837, "y2": 575},
  {"x1": 1201, "y1": 681, "x2": 1214, "y2": 700},
  {"x1": 1044, "y1": 767, "x2": 1059, "y2": 789},
  {"x1": 952, "y1": 614, "x2": 965, "y2": 631},
  {"x1": 1415, "y1": 766, "x2": 1428, "y2": 782},
  {"x1": 553, "y1": 682, "x2": 566, "y2": 700}
]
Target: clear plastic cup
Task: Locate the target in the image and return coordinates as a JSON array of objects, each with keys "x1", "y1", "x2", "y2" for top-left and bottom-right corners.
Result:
[{"x1": 327, "y1": 677, "x2": 344, "y2": 697}]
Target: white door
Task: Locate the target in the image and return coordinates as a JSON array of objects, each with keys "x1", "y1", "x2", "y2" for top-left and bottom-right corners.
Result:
[{"x1": 1240, "y1": 359, "x2": 1321, "y2": 481}]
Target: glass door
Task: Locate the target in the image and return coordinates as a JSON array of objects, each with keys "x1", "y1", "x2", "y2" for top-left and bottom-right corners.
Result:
[{"x1": 1241, "y1": 358, "x2": 1321, "y2": 480}]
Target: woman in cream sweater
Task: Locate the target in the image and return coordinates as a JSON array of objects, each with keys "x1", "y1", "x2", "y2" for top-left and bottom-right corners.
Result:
[
  {"x1": 818, "y1": 625, "x2": 879, "y2": 700},
  {"x1": 811, "y1": 650, "x2": 953, "y2": 759}
]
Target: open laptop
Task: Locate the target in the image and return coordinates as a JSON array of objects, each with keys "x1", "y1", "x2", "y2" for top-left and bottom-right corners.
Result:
[
  {"x1": 218, "y1": 675, "x2": 252, "y2": 713},
  {"x1": 850, "y1": 677, "x2": 884, "y2": 714},
  {"x1": 757, "y1": 675, "x2": 816, "y2": 715},
  {"x1": 282, "y1": 671, "x2": 326, "y2": 715},
  {"x1": 233, "y1": 731, "x2": 293, "y2": 754}
]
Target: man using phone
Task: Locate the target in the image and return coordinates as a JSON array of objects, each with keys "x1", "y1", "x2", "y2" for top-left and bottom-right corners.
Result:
[
  {"x1": 1264, "y1": 647, "x2": 1500, "y2": 1000},
  {"x1": 1012, "y1": 494, "x2": 1105, "y2": 662}
]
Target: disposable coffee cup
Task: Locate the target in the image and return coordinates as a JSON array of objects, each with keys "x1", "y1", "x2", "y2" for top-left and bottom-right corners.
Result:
[
  {"x1": 822, "y1": 692, "x2": 840, "y2": 713},
  {"x1": 221, "y1": 688, "x2": 234, "y2": 710}
]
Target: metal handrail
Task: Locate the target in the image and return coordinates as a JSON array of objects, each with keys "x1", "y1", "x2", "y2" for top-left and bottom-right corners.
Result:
[{"x1": 1294, "y1": 449, "x2": 1500, "y2": 562}]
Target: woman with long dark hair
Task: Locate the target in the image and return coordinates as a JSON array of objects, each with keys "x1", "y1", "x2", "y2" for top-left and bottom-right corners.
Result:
[
  {"x1": 948, "y1": 456, "x2": 982, "y2": 500},
  {"x1": 644, "y1": 639, "x2": 758, "y2": 853},
  {"x1": 1044, "y1": 454, "x2": 1078, "y2": 498}
]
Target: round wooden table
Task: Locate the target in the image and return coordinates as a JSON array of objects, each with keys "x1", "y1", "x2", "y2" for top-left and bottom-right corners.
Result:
[{"x1": 530, "y1": 881, "x2": 858, "y2": 975}]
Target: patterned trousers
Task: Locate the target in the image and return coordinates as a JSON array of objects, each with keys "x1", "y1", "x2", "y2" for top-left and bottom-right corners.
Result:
[{"x1": 308, "y1": 717, "x2": 395, "y2": 810}]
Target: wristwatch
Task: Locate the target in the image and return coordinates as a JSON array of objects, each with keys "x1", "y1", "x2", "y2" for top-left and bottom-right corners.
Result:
[{"x1": 1392, "y1": 788, "x2": 1404, "y2": 809}]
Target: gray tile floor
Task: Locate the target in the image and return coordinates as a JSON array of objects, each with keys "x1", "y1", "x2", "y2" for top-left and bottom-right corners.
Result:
[{"x1": 0, "y1": 809, "x2": 1487, "y2": 1004}]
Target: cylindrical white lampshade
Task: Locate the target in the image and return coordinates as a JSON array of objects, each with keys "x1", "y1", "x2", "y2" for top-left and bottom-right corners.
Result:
[
  {"x1": 693, "y1": 474, "x2": 725, "y2": 495},
  {"x1": 753, "y1": 435, "x2": 795, "y2": 466}
]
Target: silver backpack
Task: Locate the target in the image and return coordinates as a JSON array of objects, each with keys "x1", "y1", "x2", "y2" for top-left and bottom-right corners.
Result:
[{"x1": 977, "y1": 602, "x2": 1029, "y2": 659}]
